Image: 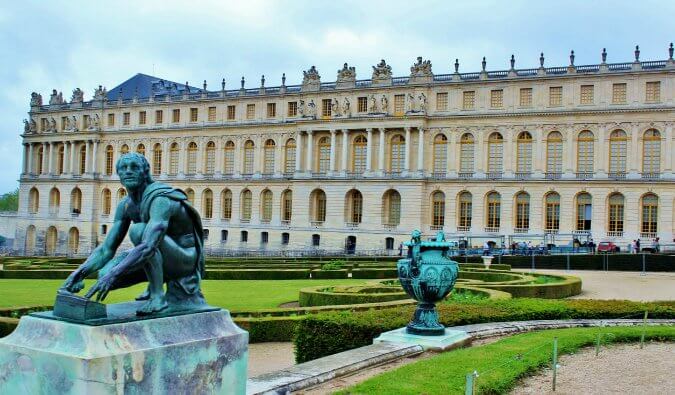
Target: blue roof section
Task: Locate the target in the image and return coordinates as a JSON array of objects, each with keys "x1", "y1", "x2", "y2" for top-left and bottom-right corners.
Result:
[{"x1": 106, "y1": 73, "x2": 204, "y2": 101}]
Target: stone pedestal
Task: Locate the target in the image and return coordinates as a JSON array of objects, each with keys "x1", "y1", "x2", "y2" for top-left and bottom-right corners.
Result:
[
  {"x1": 374, "y1": 327, "x2": 470, "y2": 351},
  {"x1": 481, "y1": 255, "x2": 494, "y2": 269},
  {"x1": 0, "y1": 309, "x2": 248, "y2": 394}
]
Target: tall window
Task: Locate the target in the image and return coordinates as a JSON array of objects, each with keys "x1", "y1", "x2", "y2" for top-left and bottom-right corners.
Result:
[
  {"x1": 101, "y1": 189, "x2": 111, "y2": 215},
  {"x1": 246, "y1": 104, "x2": 255, "y2": 119},
  {"x1": 383, "y1": 190, "x2": 401, "y2": 226},
  {"x1": 46, "y1": 227, "x2": 57, "y2": 255},
  {"x1": 48, "y1": 187, "x2": 60, "y2": 214},
  {"x1": 642, "y1": 129, "x2": 661, "y2": 174},
  {"x1": 393, "y1": 95, "x2": 405, "y2": 115},
  {"x1": 347, "y1": 190, "x2": 363, "y2": 224},
  {"x1": 431, "y1": 191, "x2": 445, "y2": 227},
  {"x1": 321, "y1": 99, "x2": 332, "y2": 118},
  {"x1": 223, "y1": 141, "x2": 235, "y2": 175},
  {"x1": 546, "y1": 131, "x2": 563, "y2": 174},
  {"x1": 577, "y1": 131, "x2": 594, "y2": 174},
  {"x1": 580, "y1": 85, "x2": 594, "y2": 105},
  {"x1": 436, "y1": 92, "x2": 448, "y2": 111},
  {"x1": 318, "y1": 137, "x2": 330, "y2": 173},
  {"x1": 462, "y1": 91, "x2": 475, "y2": 110},
  {"x1": 281, "y1": 190, "x2": 292, "y2": 222},
  {"x1": 549, "y1": 86, "x2": 562, "y2": 106},
  {"x1": 240, "y1": 189, "x2": 252, "y2": 221},
  {"x1": 221, "y1": 189, "x2": 232, "y2": 220},
  {"x1": 208, "y1": 106, "x2": 216, "y2": 122},
  {"x1": 28, "y1": 187, "x2": 39, "y2": 213},
  {"x1": 358, "y1": 97, "x2": 368, "y2": 113},
  {"x1": 169, "y1": 143, "x2": 179, "y2": 175},
  {"x1": 519, "y1": 88, "x2": 532, "y2": 107},
  {"x1": 202, "y1": 189, "x2": 213, "y2": 219},
  {"x1": 227, "y1": 105, "x2": 236, "y2": 120},
  {"x1": 487, "y1": 132, "x2": 503, "y2": 174},
  {"x1": 310, "y1": 189, "x2": 327, "y2": 222},
  {"x1": 608, "y1": 193, "x2": 624, "y2": 234},
  {"x1": 68, "y1": 227, "x2": 79, "y2": 254},
  {"x1": 612, "y1": 83, "x2": 627, "y2": 104},
  {"x1": 120, "y1": 144, "x2": 129, "y2": 154},
  {"x1": 459, "y1": 133, "x2": 475, "y2": 173},
  {"x1": 545, "y1": 193, "x2": 560, "y2": 232},
  {"x1": 287, "y1": 102, "x2": 297, "y2": 117},
  {"x1": 284, "y1": 139, "x2": 296, "y2": 173},
  {"x1": 263, "y1": 139, "x2": 275, "y2": 174},
  {"x1": 243, "y1": 140, "x2": 255, "y2": 174},
  {"x1": 645, "y1": 81, "x2": 660, "y2": 102},
  {"x1": 172, "y1": 109, "x2": 180, "y2": 123},
  {"x1": 152, "y1": 143, "x2": 162, "y2": 175},
  {"x1": 516, "y1": 132, "x2": 532, "y2": 173},
  {"x1": 184, "y1": 189, "x2": 194, "y2": 205},
  {"x1": 390, "y1": 134, "x2": 405, "y2": 172},
  {"x1": 267, "y1": 103, "x2": 276, "y2": 118},
  {"x1": 576, "y1": 193, "x2": 592, "y2": 231},
  {"x1": 108, "y1": 113, "x2": 115, "y2": 126},
  {"x1": 260, "y1": 190, "x2": 273, "y2": 222},
  {"x1": 352, "y1": 135, "x2": 367, "y2": 173},
  {"x1": 105, "y1": 145, "x2": 114, "y2": 175},
  {"x1": 187, "y1": 142, "x2": 198, "y2": 174},
  {"x1": 70, "y1": 187, "x2": 82, "y2": 214},
  {"x1": 641, "y1": 194, "x2": 658, "y2": 235},
  {"x1": 79, "y1": 145, "x2": 86, "y2": 174},
  {"x1": 25, "y1": 225, "x2": 36, "y2": 254},
  {"x1": 458, "y1": 192, "x2": 472, "y2": 230},
  {"x1": 136, "y1": 143, "x2": 145, "y2": 156},
  {"x1": 57, "y1": 145, "x2": 64, "y2": 174},
  {"x1": 139, "y1": 111, "x2": 147, "y2": 125},
  {"x1": 123, "y1": 112, "x2": 130, "y2": 125},
  {"x1": 609, "y1": 130, "x2": 627, "y2": 175},
  {"x1": 433, "y1": 134, "x2": 447, "y2": 173},
  {"x1": 118, "y1": 188, "x2": 127, "y2": 201},
  {"x1": 189, "y1": 108, "x2": 198, "y2": 122},
  {"x1": 490, "y1": 89, "x2": 503, "y2": 108},
  {"x1": 514, "y1": 192, "x2": 530, "y2": 231},
  {"x1": 205, "y1": 141, "x2": 216, "y2": 175},
  {"x1": 155, "y1": 110, "x2": 163, "y2": 124},
  {"x1": 486, "y1": 192, "x2": 501, "y2": 230}
]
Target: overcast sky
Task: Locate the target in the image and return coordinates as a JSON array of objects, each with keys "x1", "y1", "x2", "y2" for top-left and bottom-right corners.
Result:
[{"x1": 0, "y1": 1, "x2": 672, "y2": 193}]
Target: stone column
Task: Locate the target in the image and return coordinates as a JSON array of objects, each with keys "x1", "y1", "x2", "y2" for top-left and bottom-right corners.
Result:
[
  {"x1": 665, "y1": 123, "x2": 673, "y2": 174},
  {"x1": 306, "y1": 130, "x2": 314, "y2": 173},
  {"x1": 378, "y1": 128, "x2": 386, "y2": 174},
  {"x1": 295, "y1": 132, "x2": 303, "y2": 173},
  {"x1": 341, "y1": 129, "x2": 349, "y2": 174},
  {"x1": 62, "y1": 142, "x2": 69, "y2": 175},
  {"x1": 48, "y1": 142, "x2": 54, "y2": 175},
  {"x1": 178, "y1": 138, "x2": 186, "y2": 177},
  {"x1": 70, "y1": 141, "x2": 76, "y2": 174},
  {"x1": 447, "y1": 129, "x2": 456, "y2": 176},
  {"x1": 196, "y1": 138, "x2": 204, "y2": 176},
  {"x1": 41, "y1": 142, "x2": 48, "y2": 175},
  {"x1": 27, "y1": 143, "x2": 33, "y2": 174},
  {"x1": 92, "y1": 140, "x2": 99, "y2": 175},
  {"x1": 84, "y1": 141, "x2": 91, "y2": 174},
  {"x1": 214, "y1": 139, "x2": 222, "y2": 176},
  {"x1": 404, "y1": 127, "x2": 411, "y2": 172},
  {"x1": 628, "y1": 123, "x2": 640, "y2": 176},
  {"x1": 596, "y1": 125, "x2": 606, "y2": 175},
  {"x1": 417, "y1": 127, "x2": 425, "y2": 174},
  {"x1": 329, "y1": 129, "x2": 337, "y2": 174},
  {"x1": 162, "y1": 141, "x2": 170, "y2": 178},
  {"x1": 366, "y1": 128, "x2": 373, "y2": 173}
]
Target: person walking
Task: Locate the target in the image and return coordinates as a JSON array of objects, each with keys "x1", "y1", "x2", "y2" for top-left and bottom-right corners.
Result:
[{"x1": 636, "y1": 238, "x2": 641, "y2": 253}]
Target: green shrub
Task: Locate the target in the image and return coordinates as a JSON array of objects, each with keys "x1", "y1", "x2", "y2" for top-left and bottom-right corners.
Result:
[
  {"x1": 0, "y1": 317, "x2": 19, "y2": 337},
  {"x1": 310, "y1": 269, "x2": 349, "y2": 279},
  {"x1": 234, "y1": 316, "x2": 302, "y2": 342},
  {"x1": 320, "y1": 260, "x2": 346, "y2": 270},
  {"x1": 204, "y1": 269, "x2": 310, "y2": 280},
  {"x1": 351, "y1": 268, "x2": 398, "y2": 279}
]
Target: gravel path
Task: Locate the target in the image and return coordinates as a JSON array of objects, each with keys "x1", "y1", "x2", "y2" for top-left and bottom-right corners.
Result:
[
  {"x1": 511, "y1": 342, "x2": 674, "y2": 394},
  {"x1": 248, "y1": 342, "x2": 295, "y2": 377}
]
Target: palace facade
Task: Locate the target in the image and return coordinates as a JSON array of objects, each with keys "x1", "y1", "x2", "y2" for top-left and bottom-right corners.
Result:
[{"x1": 16, "y1": 47, "x2": 675, "y2": 255}]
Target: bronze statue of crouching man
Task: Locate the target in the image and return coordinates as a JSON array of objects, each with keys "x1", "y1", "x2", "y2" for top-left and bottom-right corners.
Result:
[{"x1": 62, "y1": 153, "x2": 205, "y2": 315}]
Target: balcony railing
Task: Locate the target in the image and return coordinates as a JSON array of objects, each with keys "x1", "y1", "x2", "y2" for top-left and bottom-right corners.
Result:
[
  {"x1": 641, "y1": 172, "x2": 660, "y2": 180},
  {"x1": 640, "y1": 232, "x2": 657, "y2": 239},
  {"x1": 345, "y1": 171, "x2": 364, "y2": 179},
  {"x1": 486, "y1": 172, "x2": 503, "y2": 180},
  {"x1": 310, "y1": 220, "x2": 324, "y2": 227},
  {"x1": 608, "y1": 172, "x2": 627, "y2": 180},
  {"x1": 457, "y1": 225, "x2": 471, "y2": 233},
  {"x1": 281, "y1": 219, "x2": 291, "y2": 226},
  {"x1": 514, "y1": 172, "x2": 531, "y2": 180},
  {"x1": 345, "y1": 222, "x2": 360, "y2": 229},
  {"x1": 311, "y1": 172, "x2": 326, "y2": 178},
  {"x1": 606, "y1": 231, "x2": 623, "y2": 237},
  {"x1": 573, "y1": 229, "x2": 591, "y2": 235},
  {"x1": 575, "y1": 172, "x2": 593, "y2": 180},
  {"x1": 513, "y1": 227, "x2": 529, "y2": 234},
  {"x1": 239, "y1": 218, "x2": 250, "y2": 224},
  {"x1": 430, "y1": 171, "x2": 446, "y2": 180},
  {"x1": 484, "y1": 226, "x2": 500, "y2": 233},
  {"x1": 458, "y1": 172, "x2": 474, "y2": 180},
  {"x1": 383, "y1": 171, "x2": 403, "y2": 178},
  {"x1": 545, "y1": 172, "x2": 562, "y2": 180},
  {"x1": 260, "y1": 219, "x2": 270, "y2": 224},
  {"x1": 430, "y1": 225, "x2": 444, "y2": 231},
  {"x1": 383, "y1": 223, "x2": 398, "y2": 231},
  {"x1": 545, "y1": 229, "x2": 560, "y2": 235}
]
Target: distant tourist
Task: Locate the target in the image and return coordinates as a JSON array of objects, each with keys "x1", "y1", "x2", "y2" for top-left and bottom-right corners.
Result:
[
  {"x1": 636, "y1": 238, "x2": 641, "y2": 252},
  {"x1": 653, "y1": 237, "x2": 660, "y2": 253},
  {"x1": 398, "y1": 243, "x2": 403, "y2": 256},
  {"x1": 483, "y1": 241, "x2": 491, "y2": 256}
]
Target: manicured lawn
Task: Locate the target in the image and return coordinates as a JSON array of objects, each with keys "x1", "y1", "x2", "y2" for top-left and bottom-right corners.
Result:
[
  {"x1": 340, "y1": 326, "x2": 675, "y2": 395},
  {"x1": 0, "y1": 279, "x2": 368, "y2": 311}
]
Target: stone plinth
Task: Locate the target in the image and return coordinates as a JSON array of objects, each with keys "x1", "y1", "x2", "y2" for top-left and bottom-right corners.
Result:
[
  {"x1": 0, "y1": 309, "x2": 248, "y2": 394},
  {"x1": 481, "y1": 255, "x2": 494, "y2": 268},
  {"x1": 374, "y1": 327, "x2": 470, "y2": 351}
]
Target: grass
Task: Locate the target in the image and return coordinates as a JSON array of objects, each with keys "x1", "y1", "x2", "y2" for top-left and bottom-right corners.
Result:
[
  {"x1": 339, "y1": 326, "x2": 675, "y2": 394},
  {"x1": 0, "y1": 278, "x2": 368, "y2": 311}
]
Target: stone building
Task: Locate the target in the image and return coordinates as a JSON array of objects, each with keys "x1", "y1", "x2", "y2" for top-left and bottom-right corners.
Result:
[{"x1": 16, "y1": 47, "x2": 675, "y2": 255}]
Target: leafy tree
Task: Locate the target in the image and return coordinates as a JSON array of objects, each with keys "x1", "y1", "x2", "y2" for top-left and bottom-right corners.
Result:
[{"x1": 0, "y1": 188, "x2": 19, "y2": 211}]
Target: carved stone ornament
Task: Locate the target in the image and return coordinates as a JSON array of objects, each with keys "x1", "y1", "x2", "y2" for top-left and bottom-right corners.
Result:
[
  {"x1": 71, "y1": 88, "x2": 84, "y2": 104},
  {"x1": 372, "y1": 59, "x2": 393, "y2": 86},
  {"x1": 23, "y1": 119, "x2": 30, "y2": 133},
  {"x1": 93, "y1": 85, "x2": 107, "y2": 101},
  {"x1": 336, "y1": 63, "x2": 356, "y2": 89},
  {"x1": 331, "y1": 98, "x2": 341, "y2": 116},
  {"x1": 409, "y1": 56, "x2": 433, "y2": 84},
  {"x1": 48, "y1": 117, "x2": 57, "y2": 132},
  {"x1": 69, "y1": 115, "x2": 78, "y2": 132},
  {"x1": 368, "y1": 94, "x2": 379, "y2": 113},
  {"x1": 29, "y1": 118, "x2": 37, "y2": 132},
  {"x1": 306, "y1": 100, "x2": 317, "y2": 118},
  {"x1": 302, "y1": 66, "x2": 321, "y2": 92},
  {"x1": 49, "y1": 89, "x2": 64, "y2": 105},
  {"x1": 30, "y1": 92, "x2": 43, "y2": 107},
  {"x1": 341, "y1": 97, "x2": 351, "y2": 117},
  {"x1": 380, "y1": 95, "x2": 389, "y2": 114}
]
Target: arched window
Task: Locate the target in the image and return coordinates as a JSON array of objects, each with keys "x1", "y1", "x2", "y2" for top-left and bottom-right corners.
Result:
[
  {"x1": 68, "y1": 227, "x2": 79, "y2": 254},
  {"x1": 577, "y1": 131, "x2": 594, "y2": 175},
  {"x1": 28, "y1": 187, "x2": 39, "y2": 213},
  {"x1": 576, "y1": 193, "x2": 592, "y2": 231},
  {"x1": 202, "y1": 189, "x2": 213, "y2": 219},
  {"x1": 243, "y1": 140, "x2": 255, "y2": 174},
  {"x1": 205, "y1": 141, "x2": 216, "y2": 175},
  {"x1": 36, "y1": 146, "x2": 44, "y2": 174},
  {"x1": 641, "y1": 194, "x2": 658, "y2": 236},
  {"x1": 221, "y1": 189, "x2": 232, "y2": 220},
  {"x1": 318, "y1": 136, "x2": 330, "y2": 173},
  {"x1": 609, "y1": 130, "x2": 627, "y2": 175},
  {"x1": 546, "y1": 131, "x2": 563, "y2": 175},
  {"x1": 352, "y1": 135, "x2": 367, "y2": 173},
  {"x1": 545, "y1": 192, "x2": 561, "y2": 232},
  {"x1": 240, "y1": 189, "x2": 252, "y2": 221},
  {"x1": 101, "y1": 188, "x2": 111, "y2": 215},
  {"x1": 117, "y1": 188, "x2": 127, "y2": 201},
  {"x1": 136, "y1": 143, "x2": 145, "y2": 156},
  {"x1": 431, "y1": 191, "x2": 445, "y2": 228},
  {"x1": 284, "y1": 139, "x2": 296, "y2": 174},
  {"x1": 382, "y1": 190, "x2": 401, "y2": 226},
  {"x1": 459, "y1": 133, "x2": 475, "y2": 174},
  {"x1": 608, "y1": 193, "x2": 625, "y2": 234},
  {"x1": 57, "y1": 145, "x2": 64, "y2": 174},
  {"x1": 25, "y1": 225, "x2": 36, "y2": 254},
  {"x1": 516, "y1": 132, "x2": 532, "y2": 174},
  {"x1": 79, "y1": 145, "x2": 86, "y2": 174},
  {"x1": 169, "y1": 142, "x2": 179, "y2": 175},
  {"x1": 310, "y1": 189, "x2": 327, "y2": 223},
  {"x1": 223, "y1": 141, "x2": 235, "y2": 175},
  {"x1": 260, "y1": 189, "x2": 273, "y2": 222},
  {"x1": 45, "y1": 226, "x2": 58, "y2": 255},
  {"x1": 281, "y1": 190, "x2": 293, "y2": 222},
  {"x1": 458, "y1": 192, "x2": 472, "y2": 230},
  {"x1": 514, "y1": 192, "x2": 530, "y2": 231},
  {"x1": 346, "y1": 189, "x2": 363, "y2": 224},
  {"x1": 152, "y1": 143, "x2": 162, "y2": 175},
  {"x1": 486, "y1": 192, "x2": 501, "y2": 230},
  {"x1": 390, "y1": 134, "x2": 405, "y2": 172},
  {"x1": 642, "y1": 129, "x2": 661, "y2": 175},
  {"x1": 49, "y1": 187, "x2": 60, "y2": 215},
  {"x1": 185, "y1": 188, "x2": 194, "y2": 205},
  {"x1": 70, "y1": 187, "x2": 82, "y2": 214},
  {"x1": 263, "y1": 139, "x2": 275, "y2": 174},
  {"x1": 433, "y1": 134, "x2": 447, "y2": 173},
  {"x1": 187, "y1": 142, "x2": 198, "y2": 174},
  {"x1": 487, "y1": 132, "x2": 503, "y2": 174},
  {"x1": 120, "y1": 144, "x2": 129, "y2": 154},
  {"x1": 105, "y1": 145, "x2": 114, "y2": 175}
]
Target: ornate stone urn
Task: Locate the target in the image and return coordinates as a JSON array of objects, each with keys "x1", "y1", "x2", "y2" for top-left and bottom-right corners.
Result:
[{"x1": 397, "y1": 230, "x2": 459, "y2": 335}]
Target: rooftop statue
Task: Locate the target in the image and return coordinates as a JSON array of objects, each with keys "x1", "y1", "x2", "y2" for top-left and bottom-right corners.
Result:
[
  {"x1": 303, "y1": 65, "x2": 320, "y2": 82},
  {"x1": 372, "y1": 59, "x2": 392, "y2": 79},
  {"x1": 49, "y1": 89, "x2": 64, "y2": 105},
  {"x1": 62, "y1": 153, "x2": 206, "y2": 315},
  {"x1": 410, "y1": 56, "x2": 433, "y2": 77},
  {"x1": 93, "y1": 85, "x2": 107, "y2": 101},
  {"x1": 30, "y1": 92, "x2": 42, "y2": 107},
  {"x1": 71, "y1": 88, "x2": 84, "y2": 104}
]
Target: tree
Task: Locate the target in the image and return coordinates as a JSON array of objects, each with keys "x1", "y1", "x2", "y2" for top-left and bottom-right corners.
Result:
[{"x1": 0, "y1": 188, "x2": 19, "y2": 211}]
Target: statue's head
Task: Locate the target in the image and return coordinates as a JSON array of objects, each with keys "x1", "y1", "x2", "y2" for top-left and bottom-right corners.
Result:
[{"x1": 116, "y1": 153, "x2": 153, "y2": 190}]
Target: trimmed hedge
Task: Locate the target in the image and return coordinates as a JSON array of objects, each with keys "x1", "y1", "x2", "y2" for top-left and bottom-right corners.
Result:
[
  {"x1": 234, "y1": 316, "x2": 302, "y2": 343},
  {"x1": 299, "y1": 285, "x2": 408, "y2": 307},
  {"x1": 204, "y1": 269, "x2": 310, "y2": 280},
  {"x1": 294, "y1": 299, "x2": 675, "y2": 363},
  {"x1": 310, "y1": 269, "x2": 349, "y2": 279},
  {"x1": 477, "y1": 273, "x2": 582, "y2": 298},
  {"x1": 501, "y1": 253, "x2": 675, "y2": 272},
  {"x1": 351, "y1": 268, "x2": 398, "y2": 279}
]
